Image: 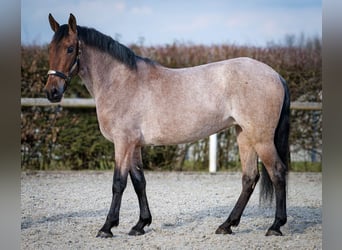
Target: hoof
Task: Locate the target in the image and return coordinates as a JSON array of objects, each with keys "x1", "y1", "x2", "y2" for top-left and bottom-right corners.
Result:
[
  {"x1": 265, "y1": 228, "x2": 283, "y2": 236},
  {"x1": 96, "y1": 230, "x2": 113, "y2": 238},
  {"x1": 215, "y1": 226, "x2": 232, "y2": 235},
  {"x1": 128, "y1": 227, "x2": 145, "y2": 236}
]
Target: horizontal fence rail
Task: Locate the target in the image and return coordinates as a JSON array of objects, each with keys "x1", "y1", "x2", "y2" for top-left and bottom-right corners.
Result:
[
  {"x1": 21, "y1": 98, "x2": 322, "y2": 111},
  {"x1": 21, "y1": 98, "x2": 96, "y2": 108}
]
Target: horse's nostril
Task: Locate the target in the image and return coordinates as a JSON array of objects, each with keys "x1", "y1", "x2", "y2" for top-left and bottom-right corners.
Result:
[{"x1": 51, "y1": 87, "x2": 58, "y2": 97}]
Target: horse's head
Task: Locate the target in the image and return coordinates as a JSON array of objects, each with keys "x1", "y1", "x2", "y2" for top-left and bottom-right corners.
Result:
[{"x1": 44, "y1": 13, "x2": 80, "y2": 102}]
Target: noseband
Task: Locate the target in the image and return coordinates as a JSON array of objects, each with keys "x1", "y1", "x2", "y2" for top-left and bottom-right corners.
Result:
[{"x1": 47, "y1": 39, "x2": 81, "y2": 90}]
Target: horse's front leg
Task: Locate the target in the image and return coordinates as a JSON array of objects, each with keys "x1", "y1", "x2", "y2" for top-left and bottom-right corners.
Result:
[
  {"x1": 96, "y1": 143, "x2": 132, "y2": 238},
  {"x1": 128, "y1": 147, "x2": 152, "y2": 236},
  {"x1": 96, "y1": 167, "x2": 128, "y2": 238}
]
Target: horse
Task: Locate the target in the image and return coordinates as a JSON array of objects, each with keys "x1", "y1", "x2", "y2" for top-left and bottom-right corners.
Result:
[{"x1": 44, "y1": 13, "x2": 290, "y2": 238}]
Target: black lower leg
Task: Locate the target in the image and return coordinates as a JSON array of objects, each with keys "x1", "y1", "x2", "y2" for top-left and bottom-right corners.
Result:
[
  {"x1": 97, "y1": 168, "x2": 128, "y2": 238},
  {"x1": 266, "y1": 174, "x2": 287, "y2": 236},
  {"x1": 128, "y1": 166, "x2": 152, "y2": 236},
  {"x1": 216, "y1": 174, "x2": 259, "y2": 234}
]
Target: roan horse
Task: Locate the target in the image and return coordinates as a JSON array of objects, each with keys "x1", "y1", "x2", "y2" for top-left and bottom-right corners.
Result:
[{"x1": 44, "y1": 14, "x2": 290, "y2": 238}]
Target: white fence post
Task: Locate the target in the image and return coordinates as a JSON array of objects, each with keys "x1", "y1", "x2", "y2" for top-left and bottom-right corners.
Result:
[{"x1": 209, "y1": 133, "x2": 217, "y2": 173}]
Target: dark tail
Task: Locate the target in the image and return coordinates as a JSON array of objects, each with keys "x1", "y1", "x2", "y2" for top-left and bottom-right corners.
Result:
[{"x1": 260, "y1": 75, "x2": 290, "y2": 205}]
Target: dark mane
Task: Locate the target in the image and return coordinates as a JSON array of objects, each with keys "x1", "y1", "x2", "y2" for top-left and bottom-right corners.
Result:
[{"x1": 52, "y1": 24, "x2": 155, "y2": 70}]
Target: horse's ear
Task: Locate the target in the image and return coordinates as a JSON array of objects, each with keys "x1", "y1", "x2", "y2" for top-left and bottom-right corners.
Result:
[
  {"x1": 68, "y1": 13, "x2": 77, "y2": 34},
  {"x1": 48, "y1": 13, "x2": 60, "y2": 32}
]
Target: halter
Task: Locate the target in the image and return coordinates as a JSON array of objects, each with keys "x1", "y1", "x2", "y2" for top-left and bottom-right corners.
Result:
[{"x1": 47, "y1": 39, "x2": 81, "y2": 90}]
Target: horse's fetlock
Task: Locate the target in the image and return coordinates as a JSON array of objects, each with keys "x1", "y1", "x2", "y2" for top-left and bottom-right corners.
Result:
[
  {"x1": 143, "y1": 216, "x2": 152, "y2": 226},
  {"x1": 278, "y1": 217, "x2": 287, "y2": 226}
]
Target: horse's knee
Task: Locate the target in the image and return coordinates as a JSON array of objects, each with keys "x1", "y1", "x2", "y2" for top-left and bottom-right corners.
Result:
[
  {"x1": 112, "y1": 180, "x2": 127, "y2": 194},
  {"x1": 112, "y1": 168, "x2": 128, "y2": 194}
]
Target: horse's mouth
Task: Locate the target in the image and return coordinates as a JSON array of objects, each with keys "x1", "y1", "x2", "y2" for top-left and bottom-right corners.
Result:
[
  {"x1": 48, "y1": 98, "x2": 62, "y2": 103},
  {"x1": 46, "y1": 93, "x2": 63, "y2": 103}
]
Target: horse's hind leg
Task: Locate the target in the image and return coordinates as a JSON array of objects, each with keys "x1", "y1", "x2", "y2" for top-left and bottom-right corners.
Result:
[
  {"x1": 216, "y1": 128, "x2": 259, "y2": 234},
  {"x1": 128, "y1": 147, "x2": 152, "y2": 236},
  {"x1": 255, "y1": 142, "x2": 287, "y2": 236}
]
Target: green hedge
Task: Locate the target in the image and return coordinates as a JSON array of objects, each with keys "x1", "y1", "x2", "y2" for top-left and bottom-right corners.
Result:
[{"x1": 21, "y1": 38, "x2": 322, "y2": 170}]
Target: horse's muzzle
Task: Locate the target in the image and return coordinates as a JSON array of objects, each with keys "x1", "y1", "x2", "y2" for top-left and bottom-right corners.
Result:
[{"x1": 45, "y1": 84, "x2": 65, "y2": 103}]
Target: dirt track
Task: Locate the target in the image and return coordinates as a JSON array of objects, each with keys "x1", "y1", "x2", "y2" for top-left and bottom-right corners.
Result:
[{"x1": 21, "y1": 171, "x2": 321, "y2": 249}]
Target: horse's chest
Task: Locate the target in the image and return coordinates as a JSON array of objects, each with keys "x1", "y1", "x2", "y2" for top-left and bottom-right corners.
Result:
[
  {"x1": 96, "y1": 110, "x2": 114, "y2": 142},
  {"x1": 99, "y1": 123, "x2": 114, "y2": 142}
]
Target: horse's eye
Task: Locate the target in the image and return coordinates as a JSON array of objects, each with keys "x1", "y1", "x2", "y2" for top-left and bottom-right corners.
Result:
[{"x1": 67, "y1": 46, "x2": 74, "y2": 54}]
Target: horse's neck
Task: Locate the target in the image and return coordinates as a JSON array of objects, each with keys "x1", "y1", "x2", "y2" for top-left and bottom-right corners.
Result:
[{"x1": 78, "y1": 45, "x2": 131, "y2": 99}]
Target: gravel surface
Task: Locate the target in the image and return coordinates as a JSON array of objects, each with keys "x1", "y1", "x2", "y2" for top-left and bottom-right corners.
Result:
[{"x1": 21, "y1": 171, "x2": 321, "y2": 249}]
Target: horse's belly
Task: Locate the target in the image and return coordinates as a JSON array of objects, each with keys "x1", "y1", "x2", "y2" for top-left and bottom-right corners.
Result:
[{"x1": 141, "y1": 116, "x2": 236, "y2": 146}]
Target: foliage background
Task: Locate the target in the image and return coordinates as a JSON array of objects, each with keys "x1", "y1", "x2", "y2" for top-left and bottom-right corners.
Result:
[{"x1": 21, "y1": 36, "x2": 322, "y2": 171}]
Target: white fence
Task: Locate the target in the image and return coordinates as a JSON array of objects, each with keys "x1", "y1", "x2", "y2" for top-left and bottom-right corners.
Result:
[{"x1": 21, "y1": 98, "x2": 322, "y2": 173}]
